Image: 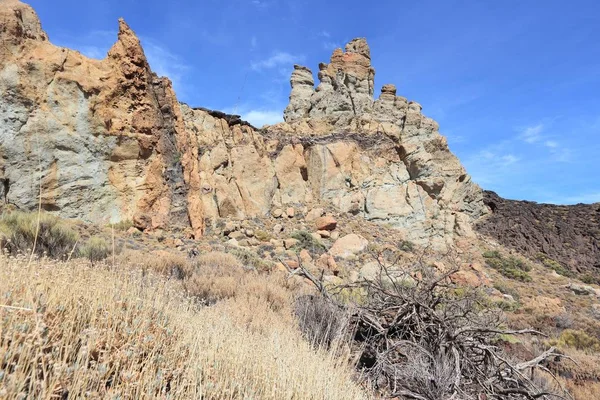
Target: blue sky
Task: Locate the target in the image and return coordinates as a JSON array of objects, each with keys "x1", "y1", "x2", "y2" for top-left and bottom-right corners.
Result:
[{"x1": 26, "y1": 0, "x2": 600, "y2": 204}]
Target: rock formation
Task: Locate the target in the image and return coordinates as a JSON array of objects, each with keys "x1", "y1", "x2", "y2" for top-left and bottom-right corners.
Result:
[{"x1": 0, "y1": 1, "x2": 488, "y2": 249}]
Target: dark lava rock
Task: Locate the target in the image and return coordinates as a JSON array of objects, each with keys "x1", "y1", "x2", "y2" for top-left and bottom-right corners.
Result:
[{"x1": 476, "y1": 191, "x2": 600, "y2": 274}]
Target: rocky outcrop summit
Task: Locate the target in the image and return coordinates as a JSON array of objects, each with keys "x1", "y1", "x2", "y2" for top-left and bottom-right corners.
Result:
[
  {"x1": 477, "y1": 191, "x2": 600, "y2": 273},
  {"x1": 0, "y1": 1, "x2": 487, "y2": 249}
]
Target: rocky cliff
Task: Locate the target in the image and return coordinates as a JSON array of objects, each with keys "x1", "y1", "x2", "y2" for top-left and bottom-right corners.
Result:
[
  {"x1": 0, "y1": 0, "x2": 488, "y2": 249},
  {"x1": 477, "y1": 191, "x2": 600, "y2": 273}
]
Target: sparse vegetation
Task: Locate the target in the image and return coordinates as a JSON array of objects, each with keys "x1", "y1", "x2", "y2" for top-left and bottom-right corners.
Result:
[
  {"x1": 291, "y1": 230, "x2": 327, "y2": 254},
  {"x1": 111, "y1": 219, "x2": 134, "y2": 231},
  {"x1": 80, "y1": 236, "x2": 111, "y2": 264},
  {"x1": 117, "y1": 249, "x2": 193, "y2": 279},
  {"x1": 228, "y1": 246, "x2": 273, "y2": 271},
  {"x1": 550, "y1": 329, "x2": 600, "y2": 353},
  {"x1": 398, "y1": 239, "x2": 414, "y2": 252},
  {"x1": 536, "y1": 253, "x2": 573, "y2": 277},
  {"x1": 0, "y1": 211, "x2": 78, "y2": 259},
  {"x1": 483, "y1": 250, "x2": 532, "y2": 282}
]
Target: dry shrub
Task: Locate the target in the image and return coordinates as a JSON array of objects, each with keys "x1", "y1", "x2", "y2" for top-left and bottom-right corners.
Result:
[
  {"x1": 184, "y1": 251, "x2": 290, "y2": 310},
  {"x1": 295, "y1": 294, "x2": 351, "y2": 349},
  {"x1": 117, "y1": 249, "x2": 193, "y2": 279},
  {"x1": 0, "y1": 254, "x2": 369, "y2": 399},
  {"x1": 80, "y1": 236, "x2": 110, "y2": 264},
  {"x1": 0, "y1": 211, "x2": 78, "y2": 259}
]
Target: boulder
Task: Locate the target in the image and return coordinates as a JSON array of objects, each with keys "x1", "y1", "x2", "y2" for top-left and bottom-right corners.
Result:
[
  {"x1": 329, "y1": 234, "x2": 368, "y2": 259},
  {"x1": 315, "y1": 216, "x2": 337, "y2": 231}
]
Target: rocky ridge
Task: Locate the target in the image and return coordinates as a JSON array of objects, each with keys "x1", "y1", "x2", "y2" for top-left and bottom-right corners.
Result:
[
  {"x1": 477, "y1": 191, "x2": 600, "y2": 273},
  {"x1": 0, "y1": 0, "x2": 487, "y2": 249}
]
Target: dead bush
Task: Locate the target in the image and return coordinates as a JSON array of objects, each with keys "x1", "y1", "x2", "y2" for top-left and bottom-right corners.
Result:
[
  {"x1": 288, "y1": 251, "x2": 570, "y2": 400},
  {"x1": 295, "y1": 294, "x2": 351, "y2": 349}
]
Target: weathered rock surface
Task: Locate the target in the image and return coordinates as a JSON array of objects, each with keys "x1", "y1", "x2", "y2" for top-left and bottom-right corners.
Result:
[
  {"x1": 1, "y1": 1, "x2": 198, "y2": 233},
  {"x1": 1, "y1": 1, "x2": 487, "y2": 250},
  {"x1": 477, "y1": 191, "x2": 600, "y2": 274}
]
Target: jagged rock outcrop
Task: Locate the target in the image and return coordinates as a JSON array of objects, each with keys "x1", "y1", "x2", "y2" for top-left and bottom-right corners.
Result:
[
  {"x1": 477, "y1": 191, "x2": 600, "y2": 273},
  {"x1": 0, "y1": 0, "x2": 203, "y2": 235},
  {"x1": 0, "y1": 1, "x2": 487, "y2": 249},
  {"x1": 269, "y1": 38, "x2": 488, "y2": 248}
]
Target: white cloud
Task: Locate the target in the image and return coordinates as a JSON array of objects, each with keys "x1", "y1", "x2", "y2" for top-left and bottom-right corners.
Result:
[
  {"x1": 322, "y1": 41, "x2": 340, "y2": 51},
  {"x1": 251, "y1": 52, "x2": 305, "y2": 71},
  {"x1": 544, "y1": 140, "x2": 558, "y2": 148},
  {"x1": 242, "y1": 110, "x2": 283, "y2": 127},
  {"x1": 320, "y1": 31, "x2": 331, "y2": 38},
  {"x1": 519, "y1": 123, "x2": 544, "y2": 143},
  {"x1": 251, "y1": 36, "x2": 258, "y2": 50},
  {"x1": 251, "y1": 0, "x2": 269, "y2": 8},
  {"x1": 463, "y1": 147, "x2": 520, "y2": 185}
]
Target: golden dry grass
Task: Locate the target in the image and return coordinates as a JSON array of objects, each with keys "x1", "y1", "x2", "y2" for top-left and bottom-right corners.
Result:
[{"x1": 0, "y1": 254, "x2": 369, "y2": 399}]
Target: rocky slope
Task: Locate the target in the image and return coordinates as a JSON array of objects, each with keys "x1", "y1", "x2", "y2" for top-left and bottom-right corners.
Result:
[
  {"x1": 477, "y1": 190, "x2": 600, "y2": 273},
  {"x1": 0, "y1": 0, "x2": 488, "y2": 249}
]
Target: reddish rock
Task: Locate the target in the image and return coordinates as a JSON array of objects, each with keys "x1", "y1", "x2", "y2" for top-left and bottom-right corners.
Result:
[{"x1": 315, "y1": 216, "x2": 337, "y2": 231}]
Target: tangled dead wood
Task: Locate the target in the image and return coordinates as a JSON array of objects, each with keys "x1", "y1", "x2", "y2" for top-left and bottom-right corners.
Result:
[{"x1": 283, "y1": 251, "x2": 574, "y2": 400}]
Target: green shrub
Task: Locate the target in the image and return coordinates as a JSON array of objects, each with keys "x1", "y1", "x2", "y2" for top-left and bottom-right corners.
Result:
[
  {"x1": 291, "y1": 231, "x2": 326, "y2": 254},
  {"x1": 483, "y1": 251, "x2": 532, "y2": 282},
  {"x1": 398, "y1": 240, "x2": 414, "y2": 252},
  {"x1": 112, "y1": 219, "x2": 133, "y2": 231},
  {"x1": 0, "y1": 211, "x2": 78, "y2": 259},
  {"x1": 581, "y1": 274, "x2": 600, "y2": 286},
  {"x1": 80, "y1": 236, "x2": 111, "y2": 264},
  {"x1": 550, "y1": 329, "x2": 600, "y2": 352},
  {"x1": 493, "y1": 282, "x2": 521, "y2": 303},
  {"x1": 254, "y1": 230, "x2": 272, "y2": 242},
  {"x1": 228, "y1": 247, "x2": 273, "y2": 272},
  {"x1": 535, "y1": 253, "x2": 573, "y2": 277}
]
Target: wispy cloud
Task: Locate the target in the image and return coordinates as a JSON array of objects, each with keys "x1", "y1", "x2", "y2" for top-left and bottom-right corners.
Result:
[
  {"x1": 519, "y1": 123, "x2": 544, "y2": 143},
  {"x1": 252, "y1": 51, "x2": 304, "y2": 71},
  {"x1": 251, "y1": 52, "x2": 305, "y2": 71},
  {"x1": 251, "y1": 0, "x2": 270, "y2": 8},
  {"x1": 464, "y1": 146, "x2": 520, "y2": 185}
]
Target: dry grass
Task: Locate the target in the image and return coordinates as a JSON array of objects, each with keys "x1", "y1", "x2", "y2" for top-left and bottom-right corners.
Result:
[
  {"x1": 0, "y1": 254, "x2": 369, "y2": 399},
  {"x1": 0, "y1": 211, "x2": 78, "y2": 259}
]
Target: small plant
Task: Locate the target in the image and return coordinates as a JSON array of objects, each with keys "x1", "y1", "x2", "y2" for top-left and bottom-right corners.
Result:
[
  {"x1": 483, "y1": 250, "x2": 532, "y2": 282},
  {"x1": 291, "y1": 231, "x2": 326, "y2": 255},
  {"x1": 0, "y1": 211, "x2": 78, "y2": 259},
  {"x1": 581, "y1": 274, "x2": 600, "y2": 285},
  {"x1": 254, "y1": 230, "x2": 272, "y2": 242},
  {"x1": 112, "y1": 219, "x2": 133, "y2": 231},
  {"x1": 398, "y1": 240, "x2": 414, "y2": 252},
  {"x1": 228, "y1": 247, "x2": 273, "y2": 271},
  {"x1": 536, "y1": 253, "x2": 573, "y2": 277},
  {"x1": 80, "y1": 236, "x2": 111, "y2": 265}
]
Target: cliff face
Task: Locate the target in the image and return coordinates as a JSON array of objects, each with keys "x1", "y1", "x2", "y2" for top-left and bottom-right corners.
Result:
[
  {"x1": 0, "y1": 0, "x2": 198, "y2": 233},
  {"x1": 477, "y1": 191, "x2": 600, "y2": 273},
  {"x1": 0, "y1": 1, "x2": 488, "y2": 249}
]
